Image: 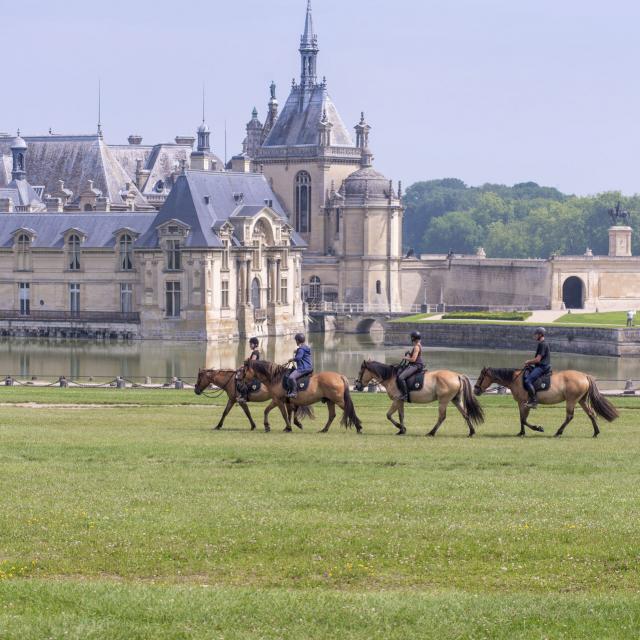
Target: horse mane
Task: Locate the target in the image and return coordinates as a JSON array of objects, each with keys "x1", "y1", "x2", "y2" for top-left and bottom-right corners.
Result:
[
  {"x1": 488, "y1": 368, "x2": 518, "y2": 386},
  {"x1": 366, "y1": 360, "x2": 398, "y2": 381},
  {"x1": 249, "y1": 360, "x2": 288, "y2": 383}
]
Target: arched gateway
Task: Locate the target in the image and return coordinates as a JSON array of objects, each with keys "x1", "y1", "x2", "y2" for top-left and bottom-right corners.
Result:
[{"x1": 562, "y1": 276, "x2": 585, "y2": 309}]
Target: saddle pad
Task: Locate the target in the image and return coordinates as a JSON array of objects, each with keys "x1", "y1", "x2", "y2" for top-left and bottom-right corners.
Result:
[
  {"x1": 248, "y1": 379, "x2": 262, "y2": 394},
  {"x1": 283, "y1": 371, "x2": 312, "y2": 392},
  {"x1": 398, "y1": 370, "x2": 425, "y2": 403},
  {"x1": 534, "y1": 373, "x2": 552, "y2": 392}
]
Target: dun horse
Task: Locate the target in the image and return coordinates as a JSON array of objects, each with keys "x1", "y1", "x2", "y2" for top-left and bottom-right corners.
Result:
[
  {"x1": 194, "y1": 368, "x2": 304, "y2": 432},
  {"x1": 240, "y1": 360, "x2": 363, "y2": 434},
  {"x1": 354, "y1": 360, "x2": 484, "y2": 437},
  {"x1": 474, "y1": 367, "x2": 618, "y2": 437}
]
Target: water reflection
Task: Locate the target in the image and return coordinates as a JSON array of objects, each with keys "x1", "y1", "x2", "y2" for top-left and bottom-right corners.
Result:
[{"x1": 0, "y1": 334, "x2": 636, "y2": 387}]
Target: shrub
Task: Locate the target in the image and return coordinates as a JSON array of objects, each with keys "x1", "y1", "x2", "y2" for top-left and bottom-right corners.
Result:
[{"x1": 441, "y1": 311, "x2": 532, "y2": 321}]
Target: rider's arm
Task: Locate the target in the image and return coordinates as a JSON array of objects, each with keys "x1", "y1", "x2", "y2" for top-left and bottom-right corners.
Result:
[
  {"x1": 524, "y1": 355, "x2": 542, "y2": 366},
  {"x1": 406, "y1": 345, "x2": 419, "y2": 363}
]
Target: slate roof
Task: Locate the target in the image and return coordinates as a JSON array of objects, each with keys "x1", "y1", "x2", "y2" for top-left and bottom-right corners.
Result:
[
  {"x1": 139, "y1": 170, "x2": 303, "y2": 249},
  {"x1": 261, "y1": 84, "x2": 353, "y2": 148},
  {"x1": 0, "y1": 179, "x2": 46, "y2": 211},
  {"x1": 0, "y1": 212, "x2": 157, "y2": 249},
  {"x1": 0, "y1": 135, "x2": 149, "y2": 208}
]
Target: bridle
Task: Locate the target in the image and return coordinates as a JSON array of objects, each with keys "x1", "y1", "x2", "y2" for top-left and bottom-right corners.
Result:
[
  {"x1": 354, "y1": 361, "x2": 381, "y2": 392},
  {"x1": 474, "y1": 367, "x2": 523, "y2": 395},
  {"x1": 196, "y1": 369, "x2": 237, "y2": 398}
]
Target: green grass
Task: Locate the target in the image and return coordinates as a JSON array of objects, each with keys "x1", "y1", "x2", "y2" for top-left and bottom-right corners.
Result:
[
  {"x1": 554, "y1": 311, "x2": 631, "y2": 327},
  {"x1": 390, "y1": 312, "x2": 436, "y2": 322},
  {"x1": 0, "y1": 391, "x2": 639, "y2": 638},
  {"x1": 441, "y1": 311, "x2": 533, "y2": 321}
]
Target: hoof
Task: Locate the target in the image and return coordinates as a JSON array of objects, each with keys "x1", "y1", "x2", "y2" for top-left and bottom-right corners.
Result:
[
  {"x1": 395, "y1": 429, "x2": 406, "y2": 436},
  {"x1": 318, "y1": 429, "x2": 328, "y2": 434},
  {"x1": 356, "y1": 429, "x2": 363, "y2": 435},
  {"x1": 593, "y1": 433, "x2": 599, "y2": 438},
  {"x1": 213, "y1": 426, "x2": 223, "y2": 431},
  {"x1": 426, "y1": 432, "x2": 436, "y2": 438},
  {"x1": 554, "y1": 432, "x2": 563, "y2": 438},
  {"x1": 283, "y1": 427, "x2": 292, "y2": 433},
  {"x1": 468, "y1": 432, "x2": 475, "y2": 438},
  {"x1": 517, "y1": 432, "x2": 525, "y2": 438},
  {"x1": 250, "y1": 426, "x2": 256, "y2": 431}
]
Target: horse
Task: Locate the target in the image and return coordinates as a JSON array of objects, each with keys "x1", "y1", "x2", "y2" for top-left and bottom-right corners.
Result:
[
  {"x1": 239, "y1": 360, "x2": 363, "y2": 434},
  {"x1": 473, "y1": 367, "x2": 619, "y2": 437},
  {"x1": 354, "y1": 360, "x2": 484, "y2": 437},
  {"x1": 194, "y1": 368, "x2": 280, "y2": 432}
]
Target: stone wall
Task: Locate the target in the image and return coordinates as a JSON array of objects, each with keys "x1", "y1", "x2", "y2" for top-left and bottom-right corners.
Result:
[
  {"x1": 400, "y1": 258, "x2": 552, "y2": 309},
  {"x1": 385, "y1": 322, "x2": 640, "y2": 357}
]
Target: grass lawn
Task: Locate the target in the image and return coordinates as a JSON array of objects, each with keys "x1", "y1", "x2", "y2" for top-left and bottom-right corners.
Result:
[
  {"x1": 390, "y1": 312, "x2": 436, "y2": 322},
  {"x1": 554, "y1": 311, "x2": 630, "y2": 327},
  {"x1": 0, "y1": 390, "x2": 639, "y2": 638}
]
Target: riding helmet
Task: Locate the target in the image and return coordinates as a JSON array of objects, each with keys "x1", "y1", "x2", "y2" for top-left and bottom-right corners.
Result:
[
  {"x1": 410, "y1": 331, "x2": 421, "y2": 341},
  {"x1": 534, "y1": 327, "x2": 546, "y2": 337},
  {"x1": 249, "y1": 337, "x2": 259, "y2": 347},
  {"x1": 295, "y1": 333, "x2": 306, "y2": 344}
]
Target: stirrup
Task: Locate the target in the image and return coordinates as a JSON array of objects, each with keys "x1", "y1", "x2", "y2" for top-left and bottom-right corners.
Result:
[{"x1": 525, "y1": 398, "x2": 538, "y2": 409}]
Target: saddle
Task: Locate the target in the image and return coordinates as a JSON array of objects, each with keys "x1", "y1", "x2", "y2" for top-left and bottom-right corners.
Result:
[
  {"x1": 524, "y1": 368, "x2": 552, "y2": 392},
  {"x1": 282, "y1": 370, "x2": 313, "y2": 393},
  {"x1": 397, "y1": 368, "x2": 426, "y2": 403},
  {"x1": 247, "y1": 379, "x2": 262, "y2": 395}
]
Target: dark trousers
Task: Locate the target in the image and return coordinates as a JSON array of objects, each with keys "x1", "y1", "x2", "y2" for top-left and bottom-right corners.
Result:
[
  {"x1": 288, "y1": 369, "x2": 311, "y2": 394},
  {"x1": 397, "y1": 364, "x2": 420, "y2": 398},
  {"x1": 524, "y1": 366, "x2": 550, "y2": 398}
]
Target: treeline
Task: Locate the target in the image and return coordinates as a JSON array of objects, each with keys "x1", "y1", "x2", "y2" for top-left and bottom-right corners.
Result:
[{"x1": 402, "y1": 178, "x2": 640, "y2": 258}]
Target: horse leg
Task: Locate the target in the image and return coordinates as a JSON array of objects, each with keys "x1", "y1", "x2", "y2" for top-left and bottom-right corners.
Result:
[
  {"x1": 238, "y1": 398, "x2": 257, "y2": 431},
  {"x1": 427, "y1": 399, "x2": 447, "y2": 437},
  {"x1": 452, "y1": 396, "x2": 475, "y2": 438},
  {"x1": 319, "y1": 401, "x2": 337, "y2": 433},
  {"x1": 289, "y1": 404, "x2": 304, "y2": 430},
  {"x1": 278, "y1": 401, "x2": 293, "y2": 432},
  {"x1": 385, "y1": 400, "x2": 404, "y2": 434},
  {"x1": 397, "y1": 402, "x2": 406, "y2": 435},
  {"x1": 214, "y1": 396, "x2": 235, "y2": 430},
  {"x1": 263, "y1": 400, "x2": 277, "y2": 432},
  {"x1": 520, "y1": 405, "x2": 544, "y2": 434},
  {"x1": 579, "y1": 397, "x2": 600, "y2": 438},
  {"x1": 554, "y1": 399, "x2": 576, "y2": 437}
]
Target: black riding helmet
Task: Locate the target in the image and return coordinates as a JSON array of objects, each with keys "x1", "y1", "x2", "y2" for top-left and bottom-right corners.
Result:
[
  {"x1": 534, "y1": 327, "x2": 546, "y2": 338},
  {"x1": 295, "y1": 333, "x2": 306, "y2": 344},
  {"x1": 249, "y1": 337, "x2": 259, "y2": 348},
  {"x1": 410, "y1": 331, "x2": 421, "y2": 341}
]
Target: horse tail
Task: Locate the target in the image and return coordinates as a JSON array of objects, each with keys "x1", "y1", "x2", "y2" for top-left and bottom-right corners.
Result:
[
  {"x1": 459, "y1": 375, "x2": 485, "y2": 426},
  {"x1": 295, "y1": 405, "x2": 315, "y2": 421},
  {"x1": 340, "y1": 377, "x2": 363, "y2": 431},
  {"x1": 587, "y1": 376, "x2": 619, "y2": 422}
]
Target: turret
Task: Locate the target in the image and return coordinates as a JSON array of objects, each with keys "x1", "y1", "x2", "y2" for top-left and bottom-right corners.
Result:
[
  {"x1": 354, "y1": 113, "x2": 373, "y2": 167},
  {"x1": 11, "y1": 131, "x2": 27, "y2": 181},
  {"x1": 299, "y1": 0, "x2": 319, "y2": 88}
]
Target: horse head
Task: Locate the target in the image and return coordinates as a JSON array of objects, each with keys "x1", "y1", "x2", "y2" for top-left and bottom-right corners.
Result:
[
  {"x1": 194, "y1": 368, "x2": 211, "y2": 396},
  {"x1": 473, "y1": 367, "x2": 491, "y2": 396}
]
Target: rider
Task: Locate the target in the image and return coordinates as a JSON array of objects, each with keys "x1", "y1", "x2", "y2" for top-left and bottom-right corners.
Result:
[
  {"x1": 237, "y1": 337, "x2": 261, "y2": 405},
  {"x1": 287, "y1": 333, "x2": 313, "y2": 398},
  {"x1": 523, "y1": 327, "x2": 551, "y2": 409},
  {"x1": 396, "y1": 331, "x2": 425, "y2": 401}
]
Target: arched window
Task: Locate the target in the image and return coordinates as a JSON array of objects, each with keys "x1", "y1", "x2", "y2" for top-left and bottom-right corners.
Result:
[
  {"x1": 376, "y1": 280, "x2": 382, "y2": 295},
  {"x1": 251, "y1": 278, "x2": 261, "y2": 309},
  {"x1": 83, "y1": 204, "x2": 93, "y2": 212},
  {"x1": 16, "y1": 234, "x2": 31, "y2": 271},
  {"x1": 68, "y1": 234, "x2": 81, "y2": 270},
  {"x1": 119, "y1": 234, "x2": 134, "y2": 271},
  {"x1": 294, "y1": 171, "x2": 311, "y2": 233},
  {"x1": 309, "y1": 275, "x2": 321, "y2": 300}
]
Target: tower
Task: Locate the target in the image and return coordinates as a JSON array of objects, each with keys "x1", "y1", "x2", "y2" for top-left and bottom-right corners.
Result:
[
  {"x1": 11, "y1": 131, "x2": 27, "y2": 181},
  {"x1": 192, "y1": 89, "x2": 214, "y2": 170},
  {"x1": 244, "y1": 107, "x2": 263, "y2": 158},
  {"x1": 261, "y1": 82, "x2": 279, "y2": 142},
  {"x1": 299, "y1": 0, "x2": 319, "y2": 88}
]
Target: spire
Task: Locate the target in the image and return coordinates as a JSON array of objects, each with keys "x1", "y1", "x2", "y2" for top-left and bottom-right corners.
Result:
[
  {"x1": 299, "y1": 0, "x2": 319, "y2": 88},
  {"x1": 97, "y1": 79, "x2": 103, "y2": 139},
  {"x1": 197, "y1": 86, "x2": 211, "y2": 152},
  {"x1": 355, "y1": 112, "x2": 373, "y2": 167},
  {"x1": 262, "y1": 81, "x2": 279, "y2": 143}
]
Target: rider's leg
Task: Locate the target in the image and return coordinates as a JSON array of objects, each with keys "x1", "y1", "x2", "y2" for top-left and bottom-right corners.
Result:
[
  {"x1": 524, "y1": 367, "x2": 544, "y2": 407},
  {"x1": 236, "y1": 380, "x2": 248, "y2": 405},
  {"x1": 397, "y1": 365, "x2": 418, "y2": 400},
  {"x1": 288, "y1": 370, "x2": 303, "y2": 398}
]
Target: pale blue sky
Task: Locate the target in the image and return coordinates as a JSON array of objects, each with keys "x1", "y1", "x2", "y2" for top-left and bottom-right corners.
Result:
[{"x1": 3, "y1": 0, "x2": 639, "y2": 195}]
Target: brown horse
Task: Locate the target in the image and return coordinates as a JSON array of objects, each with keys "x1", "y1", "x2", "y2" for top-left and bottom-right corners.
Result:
[
  {"x1": 240, "y1": 360, "x2": 363, "y2": 434},
  {"x1": 354, "y1": 360, "x2": 484, "y2": 437},
  {"x1": 473, "y1": 367, "x2": 619, "y2": 437},
  {"x1": 194, "y1": 368, "x2": 280, "y2": 432}
]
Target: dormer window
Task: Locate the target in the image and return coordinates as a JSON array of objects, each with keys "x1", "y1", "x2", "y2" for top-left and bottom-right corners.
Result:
[
  {"x1": 119, "y1": 233, "x2": 134, "y2": 271},
  {"x1": 68, "y1": 234, "x2": 81, "y2": 270},
  {"x1": 15, "y1": 233, "x2": 32, "y2": 271},
  {"x1": 166, "y1": 239, "x2": 181, "y2": 271}
]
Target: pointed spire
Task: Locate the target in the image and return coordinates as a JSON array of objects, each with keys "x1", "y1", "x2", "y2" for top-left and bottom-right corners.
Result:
[
  {"x1": 97, "y1": 79, "x2": 103, "y2": 138},
  {"x1": 299, "y1": 0, "x2": 319, "y2": 88},
  {"x1": 202, "y1": 84, "x2": 206, "y2": 124},
  {"x1": 197, "y1": 86, "x2": 211, "y2": 152}
]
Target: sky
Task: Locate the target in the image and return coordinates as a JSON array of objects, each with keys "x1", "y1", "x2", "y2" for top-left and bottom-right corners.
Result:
[{"x1": 2, "y1": 0, "x2": 640, "y2": 196}]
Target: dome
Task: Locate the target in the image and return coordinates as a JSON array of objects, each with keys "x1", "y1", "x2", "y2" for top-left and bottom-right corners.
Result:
[
  {"x1": 343, "y1": 166, "x2": 391, "y2": 199},
  {"x1": 197, "y1": 122, "x2": 210, "y2": 134},
  {"x1": 11, "y1": 134, "x2": 27, "y2": 150}
]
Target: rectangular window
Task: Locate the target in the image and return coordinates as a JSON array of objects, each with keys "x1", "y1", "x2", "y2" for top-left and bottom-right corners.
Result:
[
  {"x1": 221, "y1": 281, "x2": 229, "y2": 309},
  {"x1": 69, "y1": 283, "x2": 80, "y2": 315},
  {"x1": 19, "y1": 282, "x2": 30, "y2": 316},
  {"x1": 280, "y1": 278, "x2": 288, "y2": 305},
  {"x1": 336, "y1": 208, "x2": 340, "y2": 234},
  {"x1": 165, "y1": 281, "x2": 181, "y2": 318},
  {"x1": 120, "y1": 283, "x2": 133, "y2": 313},
  {"x1": 166, "y1": 240, "x2": 181, "y2": 271},
  {"x1": 222, "y1": 241, "x2": 229, "y2": 271}
]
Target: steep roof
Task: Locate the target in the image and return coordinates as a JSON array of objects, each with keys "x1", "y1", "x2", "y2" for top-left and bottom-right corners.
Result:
[
  {"x1": 261, "y1": 84, "x2": 353, "y2": 148},
  {"x1": 0, "y1": 134, "x2": 149, "y2": 208},
  {"x1": 139, "y1": 170, "x2": 300, "y2": 249},
  {"x1": 0, "y1": 212, "x2": 156, "y2": 249}
]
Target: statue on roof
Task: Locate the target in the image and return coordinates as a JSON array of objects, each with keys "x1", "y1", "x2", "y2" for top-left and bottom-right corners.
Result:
[{"x1": 608, "y1": 201, "x2": 631, "y2": 226}]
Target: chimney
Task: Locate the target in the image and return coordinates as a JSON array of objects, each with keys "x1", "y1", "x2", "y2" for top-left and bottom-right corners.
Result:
[
  {"x1": 0, "y1": 198, "x2": 14, "y2": 213},
  {"x1": 44, "y1": 196, "x2": 63, "y2": 212},
  {"x1": 175, "y1": 135, "x2": 196, "y2": 147},
  {"x1": 128, "y1": 134, "x2": 143, "y2": 145}
]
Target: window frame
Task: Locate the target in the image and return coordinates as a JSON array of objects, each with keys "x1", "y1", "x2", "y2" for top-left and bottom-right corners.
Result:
[
  {"x1": 165, "y1": 281, "x2": 181, "y2": 318},
  {"x1": 294, "y1": 171, "x2": 312, "y2": 234}
]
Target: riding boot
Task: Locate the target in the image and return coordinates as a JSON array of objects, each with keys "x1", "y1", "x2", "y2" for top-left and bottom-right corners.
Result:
[
  {"x1": 396, "y1": 377, "x2": 408, "y2": 401},
  {"x1": 288, "y1": 377, "x2": 297, "y2": 399},
  {"x1": 524, "y1": 383, "x2": 538, "y2": 409}
]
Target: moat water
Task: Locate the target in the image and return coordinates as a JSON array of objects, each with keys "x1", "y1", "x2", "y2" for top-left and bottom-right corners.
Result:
[{"x1": 0, "y1": 333, "x2": 637, "y2": 388}]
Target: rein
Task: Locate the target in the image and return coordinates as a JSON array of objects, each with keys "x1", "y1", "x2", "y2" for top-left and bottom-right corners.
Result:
[{"x1": 199, "y1": 371, "x2": 237, "y2": 398}]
